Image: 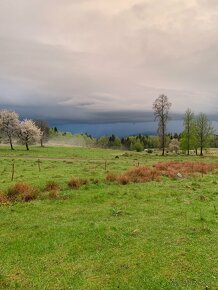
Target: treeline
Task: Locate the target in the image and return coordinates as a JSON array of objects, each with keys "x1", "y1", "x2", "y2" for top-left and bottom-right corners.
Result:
[{"x1": 0, "y1": 101, "x2": 217, "y2": 155}]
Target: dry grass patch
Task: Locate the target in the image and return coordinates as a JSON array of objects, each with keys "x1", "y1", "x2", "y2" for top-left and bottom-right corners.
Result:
[
  {"x1": 7, "y1": 182, "x2": 38, "y2": 202},
  {"x1": 44, "y1": 180, "x2": 60, "y2": 192},
  {"x1": 0, "y1": 190, "x2": 9, "y2": 204},
  {"x1": 107, "y1": 166, "x2": 161, "y2": 184},
  {"x1": 48, "y1": 190, "x2": 60, "y2": 199},
  {"x1": 107, "y1": 161, "x2": 218, "y2": 185},
  {"x1": 68, "y1": 177, "x2": 89, "y2": 189},
  {"x1": 153, "y1": 161, "x2": 218, "y2": 178}
]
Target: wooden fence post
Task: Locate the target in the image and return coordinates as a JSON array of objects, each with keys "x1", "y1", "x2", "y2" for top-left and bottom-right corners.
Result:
[
  {"x1": 11, "y1": 162, "x2": 15, "y2": 181},
  {"x1": 38, "y1": 159, "x2": 41, "y2": 172}
]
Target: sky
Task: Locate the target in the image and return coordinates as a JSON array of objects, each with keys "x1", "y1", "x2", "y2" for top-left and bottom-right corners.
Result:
[{"x1": 0, "y1": 0, "x2": 218, "y2": 126}]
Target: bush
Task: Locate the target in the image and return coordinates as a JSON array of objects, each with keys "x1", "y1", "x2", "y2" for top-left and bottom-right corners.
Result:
[
  {"x1": 7, "y1": 182, "x2": 38, "y2": 202},
  {"x1": 130, "y1": 141, "x2": 144, "y2": 152},
  {"x1": 44, "y1": 181, "x2": 60, "y2": 192}
]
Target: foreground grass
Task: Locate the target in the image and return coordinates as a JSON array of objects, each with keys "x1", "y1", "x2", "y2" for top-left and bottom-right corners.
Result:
[{"x1": 0, "y1": 146, "x2": 218, "y2": 289}]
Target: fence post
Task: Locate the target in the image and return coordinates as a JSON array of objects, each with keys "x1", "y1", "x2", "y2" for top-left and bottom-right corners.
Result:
[
  {"x1": 11, "y1": 162, "x2": 15, "y2": 181},
  {"x1": 38, "y1": 159, "x2": 41, "y2": 172}
]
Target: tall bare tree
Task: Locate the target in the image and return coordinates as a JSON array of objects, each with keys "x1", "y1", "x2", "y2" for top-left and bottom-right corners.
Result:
[
  {"x1": 153, "y1": 94, "x2": 171, "y2": 155},
  {"x1": 0, "y1": 110, "x2": 20, "y2": 150},
  {"x1": 195, "y1": 113, "x2": 214, "y2": 156}
]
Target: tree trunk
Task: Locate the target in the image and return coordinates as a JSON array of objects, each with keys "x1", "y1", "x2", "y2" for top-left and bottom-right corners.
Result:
[
  {"x1": 26, "y1": 143, "x2": 29, "y2": 151},
  {"x1": 200, "y1": 146, "x2": 203, "y2": 156},
  {"x1": 40, "y1": 138, "x2": 43, "y2": 147},
  {"x1": 9, "y1": 137, "x2": 14, "y2": 150}
]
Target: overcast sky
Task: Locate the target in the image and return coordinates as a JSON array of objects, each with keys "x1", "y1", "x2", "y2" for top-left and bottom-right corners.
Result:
[{"x1": 0, "y1": 0, "x2": 218, "y2": 123}]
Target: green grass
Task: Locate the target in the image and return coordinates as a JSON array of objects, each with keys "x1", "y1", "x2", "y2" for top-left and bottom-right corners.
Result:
[{"x1": 0, "y1": 146, "x2": 218, "y2": 289}]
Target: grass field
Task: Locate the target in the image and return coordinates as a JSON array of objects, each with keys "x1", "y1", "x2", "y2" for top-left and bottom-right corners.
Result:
[{"x1": 0, "y1": 146, "x2": 218, "y2": 289}]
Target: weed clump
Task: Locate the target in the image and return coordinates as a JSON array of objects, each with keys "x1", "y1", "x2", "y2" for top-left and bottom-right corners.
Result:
[
  {"x1": 106, "y1": 172, "x2": 117, "y2": 182},
  {"x1": 68, "y1": 177, "x2": 89, "y2": 189},
  {"x1": 0, "y1": 190, "x2": 9, "y2": 204},
  {"x1": 44, "y1": 181, "x2": 60, "y2": 192},
  {"x1": 48, "y1": 190, "x2": 60, "y2": 199},
  {"x1": 7, "y1": 182, "x2": 38, "y2": 202}
]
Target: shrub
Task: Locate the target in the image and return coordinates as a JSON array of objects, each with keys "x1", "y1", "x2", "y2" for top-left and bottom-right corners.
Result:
[
  {"x1": 130, "y1": 141, "x2": 144, "y2": 152},
  {"x1": 7, "y1": 182, "x2": 38, "y2": 202},
  {"x1": 44, "y1": 181, "x2": 60, "y2": 192}
]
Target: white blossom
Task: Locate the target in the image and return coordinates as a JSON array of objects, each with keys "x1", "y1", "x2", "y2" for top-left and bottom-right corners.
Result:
[
  {"x1": 0, "y1": 110, "x2": 20, "y2": 149},
  {"x1": 18, "y1": 119, "x2": 42, "y2": 150}
]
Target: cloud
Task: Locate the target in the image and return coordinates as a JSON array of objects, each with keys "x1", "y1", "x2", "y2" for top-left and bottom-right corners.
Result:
[{"x1": 0, "y1": 0, "x2": 218, "y2": 123}]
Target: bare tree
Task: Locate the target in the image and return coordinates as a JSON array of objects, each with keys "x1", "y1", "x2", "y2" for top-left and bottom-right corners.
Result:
[
  {"x1": 34, "y1": 120, "x2": 49, "y2": 147},
  {"x1": 0, "y1": 110, "x2": 20, "y2": 150},
  {"x1": 195, "y1": 113, "x2": 214, "y2": 156},
  {"x1": 153, "y1": 94, "x2": 172, "y2": 155},
  {"x1": 18, "y1": 120, "x2": 42, "y2": 150}
]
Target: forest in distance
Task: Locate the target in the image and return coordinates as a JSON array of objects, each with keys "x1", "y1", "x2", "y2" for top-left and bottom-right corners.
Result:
[{"x1": 0, "y1": 95, "x2": 217, "y2": 155}]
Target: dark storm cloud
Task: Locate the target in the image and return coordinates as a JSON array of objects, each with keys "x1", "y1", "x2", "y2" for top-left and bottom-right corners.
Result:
[{"x1": 0, "y1": 0, "x2": 218, "y2": 122}]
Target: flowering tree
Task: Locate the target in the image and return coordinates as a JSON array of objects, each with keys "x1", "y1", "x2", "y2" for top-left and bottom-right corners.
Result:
[
  {"x1": 169, "y1": 138, "x2": 180, "y2": 154},
  {"x1": 0, "y1": 110, "x2": 20, "y2": 150},
  {"x1": 18, "y1": 120, "x2": 42, "y2": 150}
]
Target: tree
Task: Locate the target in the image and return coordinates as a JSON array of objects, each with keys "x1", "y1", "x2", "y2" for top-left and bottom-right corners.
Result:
[
  {"x1": 153, "y1": 94, "x2": 172, "y2": 155},
  {"x1": 0, "y1": 110, "x2": 20, "y2": 150},
  {"x1": 97, "y1": 136, "x2": 109, "y2": 148},
  {"x1": 18, "y1": 120, "x2": 42, "y2": 150},
  {"x1": 195, "y1": 113, "x2": 214, "y2": 156},
  {"x1": 130, "y1": 140, "x2": 144, "y2": 152},
  {"x1": 34, "y1": 120, "x2": 49, "y2": 147},
  {"x1": 169, "y1": 138, "x2": 180, "y2": 154},
  {"x1": 180, "y1": 109, "x2": 196, "y2": 155}
]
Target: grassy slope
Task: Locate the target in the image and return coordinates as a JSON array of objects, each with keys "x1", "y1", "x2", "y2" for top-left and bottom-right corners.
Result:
[{"x1": 0, "y1": 146, "x2": 218, "y2": 289}]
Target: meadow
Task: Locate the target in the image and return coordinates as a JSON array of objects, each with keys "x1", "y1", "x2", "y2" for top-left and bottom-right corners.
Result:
[{"x1": 0, "y1": 146, "x2": 218, "y2": 289}]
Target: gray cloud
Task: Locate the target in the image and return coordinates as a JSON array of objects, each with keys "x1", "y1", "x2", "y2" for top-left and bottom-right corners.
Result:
[{"x1": 0, "y1": 0, "x2": 218, "y2": 123}]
